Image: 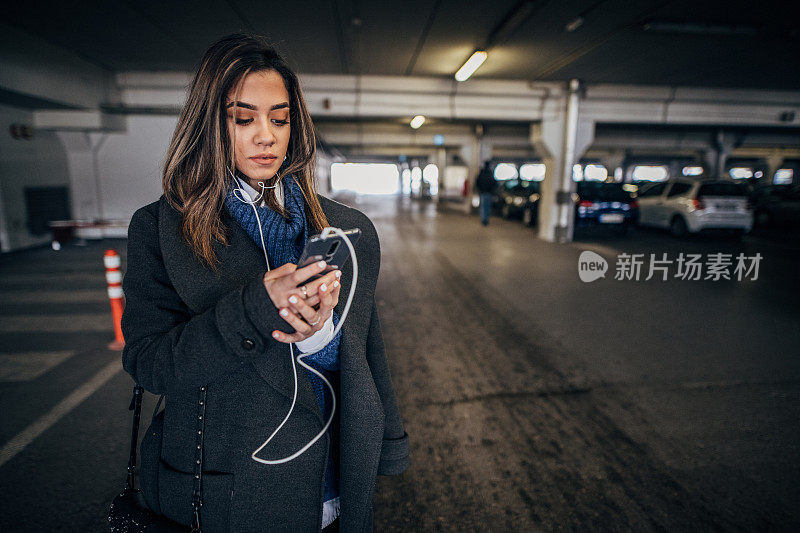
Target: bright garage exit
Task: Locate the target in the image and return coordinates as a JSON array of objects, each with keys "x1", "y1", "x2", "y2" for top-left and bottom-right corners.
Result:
[{"x1": 331, "y1": 163, "x2": 400, "y2": 195}]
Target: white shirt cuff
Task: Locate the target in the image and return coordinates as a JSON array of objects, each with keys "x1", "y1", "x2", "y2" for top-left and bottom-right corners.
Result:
[{"x1": 294, "y1": 313, "x2": 335, "y2": 353}]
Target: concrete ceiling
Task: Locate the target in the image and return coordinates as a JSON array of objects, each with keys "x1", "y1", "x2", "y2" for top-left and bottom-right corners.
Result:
[{"x1": 3, "y1": 0, "x2": 798, "y2": 90}]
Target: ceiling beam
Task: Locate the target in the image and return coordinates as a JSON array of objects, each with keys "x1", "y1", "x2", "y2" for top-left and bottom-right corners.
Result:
[
  {"x1": 403, "y1": 0, "x2": 442, "y2": 76},
  {"x1": 534, "y1": 0, "x2": 674, "y2": 80}
]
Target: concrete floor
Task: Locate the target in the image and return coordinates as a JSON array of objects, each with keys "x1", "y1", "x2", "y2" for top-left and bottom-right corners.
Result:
[{"x1": 0, "y1": 196, "x2": 798, "y2": 531}]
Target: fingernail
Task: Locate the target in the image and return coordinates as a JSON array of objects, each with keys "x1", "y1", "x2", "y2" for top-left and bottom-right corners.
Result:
[
  {"x1": 335, "y1": 271, "x2": 342, "y2": 278},
  {"x1": 288, "y1": 296, "x2": 298, "y2": 304},
  {"x1": 320, "y1": 284, "x2": 327, "y2": 292},
  {"x1": 273, "y1": 332, "x2": 280, "y2": 339},
  {"x1": 333, "y1": 281, "x2": 339, "y2": 288},
  {"x1": 317, "y1": 260, "x2": 326, "y2": 268},
  {"x1": 280, "y1": 308, "x2": 289, "y2": 317}
]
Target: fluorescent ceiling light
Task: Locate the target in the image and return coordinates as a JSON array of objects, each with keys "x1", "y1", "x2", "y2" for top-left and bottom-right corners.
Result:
[
  {"x1": 410, "y1": 115, "x2": 425, "y2": 129},
  {"x1": 455, "y1": 51, "x2": 488, "y2": 82}
]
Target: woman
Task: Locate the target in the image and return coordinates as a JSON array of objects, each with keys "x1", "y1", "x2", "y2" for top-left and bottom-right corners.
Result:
[{"x1": 121, "y1": 33, "x2": 409, "y2": 532}]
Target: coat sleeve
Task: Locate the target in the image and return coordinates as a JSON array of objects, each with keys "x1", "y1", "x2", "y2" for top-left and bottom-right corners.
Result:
[
  {"x1": 367, "y1": 297, "x2": 410, "y2": 476},
  {"x1": 120, "y1": 205, "x2": 286, "y2": 394}
]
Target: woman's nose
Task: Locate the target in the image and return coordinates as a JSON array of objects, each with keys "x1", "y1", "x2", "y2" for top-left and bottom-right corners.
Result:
[{"x1": 255, "y1": 119, "x2": 276, "y2": 146}]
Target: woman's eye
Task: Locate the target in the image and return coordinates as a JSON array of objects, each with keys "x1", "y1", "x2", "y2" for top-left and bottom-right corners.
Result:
[
  {"x1": 273, "y1": 119, "x2": 289, "y2": 126},
  {"x1": 235, "y1": 118, "x2": 253, "y2": 125}
]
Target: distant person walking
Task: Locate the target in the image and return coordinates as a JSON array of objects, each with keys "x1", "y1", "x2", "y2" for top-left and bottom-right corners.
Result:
[{"x1": 475, "y1": 161, "x2": 497, "y2": 226}]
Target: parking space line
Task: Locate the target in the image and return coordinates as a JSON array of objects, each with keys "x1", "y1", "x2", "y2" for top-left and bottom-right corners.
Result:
[
  {"x1": 0, "y1": 314, "x2": 110, "y2": 333},
  {"x1": 0, "y1": 351, "x2": 75, "y2": 382},
  {"x1": 0, "y1": 290, "x2": 107, "y2": 304},
  {"x1": 0, "y1": 359, "x2": 121, "y2": 469}
]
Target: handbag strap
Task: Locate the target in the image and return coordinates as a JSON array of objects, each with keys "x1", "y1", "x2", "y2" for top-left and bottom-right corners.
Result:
[
  {"x1": 126, "y1": 386, "x2": 166, "y2": 489},
  {"x1": 191, "y1": 386, "x2": 208, "y2": 533},
  {"x1": 126, "y1": 385, "x2": 144, "y2": 490},
  {"x1": 126, "y1": 384, "x2": 207, "y2": 532}
]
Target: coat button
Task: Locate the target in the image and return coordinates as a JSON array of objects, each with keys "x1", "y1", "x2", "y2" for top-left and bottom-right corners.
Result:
[{"x1": 241, "y1": 338, "x2": 256, "y2": 351}]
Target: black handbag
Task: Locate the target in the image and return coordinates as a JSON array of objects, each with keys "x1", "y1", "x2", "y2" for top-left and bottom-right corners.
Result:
[{"x1": 108, "y1": 385, "x2": 207, "y2": 532}]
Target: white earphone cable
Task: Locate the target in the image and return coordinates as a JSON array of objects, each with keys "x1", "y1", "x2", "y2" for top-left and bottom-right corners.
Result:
[{"x1": 230, "y1": 171, "x2": 357, "y2": 464}]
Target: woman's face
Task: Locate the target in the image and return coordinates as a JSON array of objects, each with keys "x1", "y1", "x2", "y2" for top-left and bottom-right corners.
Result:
[{"x1": 225, "y1": 70, "x2": 291, "y2": 185}]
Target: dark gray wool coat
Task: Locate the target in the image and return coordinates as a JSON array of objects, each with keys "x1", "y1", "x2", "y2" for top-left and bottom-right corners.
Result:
[{"x1": 121, "y1": 194, "x2": 409, "y2": 532}]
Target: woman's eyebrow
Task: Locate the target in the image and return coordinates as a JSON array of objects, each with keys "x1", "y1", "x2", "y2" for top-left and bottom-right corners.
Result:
[{"x1": 226, "y1": 101, "x2": 290, "y2": 111}]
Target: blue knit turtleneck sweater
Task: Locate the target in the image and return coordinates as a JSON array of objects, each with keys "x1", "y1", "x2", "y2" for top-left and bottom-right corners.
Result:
[{"x1": 224, "y1": 173, "x2": 341, "y2": 504}]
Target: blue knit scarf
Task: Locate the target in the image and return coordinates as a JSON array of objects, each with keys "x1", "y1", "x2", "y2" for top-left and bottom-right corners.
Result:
[{"x1": 224, "y1": 173, "x2": 341, "y2": 503}]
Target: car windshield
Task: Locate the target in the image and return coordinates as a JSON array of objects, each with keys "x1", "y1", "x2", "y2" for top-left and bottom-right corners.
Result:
[
  {"x1": 698, "y1": 183, "x2": 747, "y2": 197},
  {"x1": 577, "y1": 183, "x2": 632, "y2": 201}
]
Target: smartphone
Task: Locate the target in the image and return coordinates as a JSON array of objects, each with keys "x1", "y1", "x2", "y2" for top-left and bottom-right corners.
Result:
[{"x1": 296, "y1": 228, "x2": 361, "y2": 282}]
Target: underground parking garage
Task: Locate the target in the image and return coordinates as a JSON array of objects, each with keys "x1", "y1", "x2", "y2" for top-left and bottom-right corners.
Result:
[{"x1": 1, "y1": 1, "x2": 799, "y2": 531}]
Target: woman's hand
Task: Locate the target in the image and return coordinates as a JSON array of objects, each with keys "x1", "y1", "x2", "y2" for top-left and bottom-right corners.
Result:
[{"x1": 263, "y1": 261, "x2": 342, "y2": 344}]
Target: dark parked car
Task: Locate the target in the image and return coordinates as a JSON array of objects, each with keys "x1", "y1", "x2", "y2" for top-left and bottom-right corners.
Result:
[
  {"x1": 752, "y1": 184, "x2": 800, "y2": 228},
  {"x1": 496, "y1": 179, "x2": 541, "y2": 226},
  {"x1": 574, "y1": 182, "x2": 638, "y2": 234}
]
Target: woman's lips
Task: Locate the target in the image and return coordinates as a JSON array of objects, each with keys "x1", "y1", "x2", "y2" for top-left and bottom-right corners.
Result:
[{"x1": 249, "y1": 156, "x2": 277, "y2": 165}]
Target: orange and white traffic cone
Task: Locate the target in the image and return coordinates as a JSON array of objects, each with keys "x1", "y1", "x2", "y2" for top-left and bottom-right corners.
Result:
[{"x1": 104, "y1": 249, "x2": 125, "y2": 350}]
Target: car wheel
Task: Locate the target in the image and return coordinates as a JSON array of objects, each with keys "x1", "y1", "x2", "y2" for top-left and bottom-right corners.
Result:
[
  {"x1": 670, "y1": 215, "x2": 688, "y2": 238},
  {"x1": 522, "y1": 207, "x2": 534, "y2": 226},
  {"x1": 501, "y1": 204, "x2": 511, "y2": 219}
]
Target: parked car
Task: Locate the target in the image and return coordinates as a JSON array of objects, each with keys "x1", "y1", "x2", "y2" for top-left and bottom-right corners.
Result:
[
  {"x1": 497, "y1": 179, "x2": 541, "y2": 226},
  {"x1": 751, "y1": 184, "x2": 800, "y2": 228},
  {"x1": 574, "y1": 182, "x2": 638, "y2": 234},
  {"x1": 636, "y1": 179, "x2": 753, "y2": 237}
]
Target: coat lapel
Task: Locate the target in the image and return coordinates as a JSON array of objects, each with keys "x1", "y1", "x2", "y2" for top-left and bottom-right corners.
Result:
[{"x1": 317, "y1": 198, "x2": 385, "y2": 526}]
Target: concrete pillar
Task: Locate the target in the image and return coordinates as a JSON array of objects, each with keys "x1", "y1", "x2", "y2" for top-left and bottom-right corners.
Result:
[
  {"x1": 718, "y1": 131, "x2": 736, "y2": 179},
  {"x1": 462, "y1": 126, "x2": 490, "y2": 214},
  {"x1": 702, "y1": 150, "x2": 718, "y2": 179},
  {"x1": 765, "y1": 153, "x2": 784, "y2": 184},
  {"x1": 668, "y1": 160, "x2": 682, "y2": 180},
  {"x1": 531, "y1": 80, "x2": 595, "y2": 243},
  {"x1": 602, "y1": 151, "x2": 626, "y2": 182},
  {"x1": 433, "y1": 147, "x2": 446, "y2": 202},
  {"x1": 705, "y1": 130, "x2": 737, "y2": 179},
  {"x1": 55, "y1": 131, "x2": 108, "y2": 220}
]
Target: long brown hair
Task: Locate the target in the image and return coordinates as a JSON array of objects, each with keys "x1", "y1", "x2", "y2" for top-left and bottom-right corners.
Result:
[{"x1": 163, "y1": 33, "x2": 329, "y2": 267}]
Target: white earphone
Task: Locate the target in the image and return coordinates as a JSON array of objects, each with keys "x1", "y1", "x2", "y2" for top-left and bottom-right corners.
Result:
[{"x1": 230, "y1": 168, "x2": 359, "y2": 465}]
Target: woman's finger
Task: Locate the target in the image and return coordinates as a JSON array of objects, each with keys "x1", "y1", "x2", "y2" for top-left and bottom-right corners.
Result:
[
  {"x1": 277, "y1": 306, "x2": 313, "y2": 336},
  {"x1": 321, "y1": 279, "x2": 339, "y2": 304},
  {"x1": 272, "y1": 329, "x2": 305, "y2": 344},
  {"x1": 329, "y1": 280, "x2": 341, "y2": 306},
  {"x1": 291, "y1": 260, "x2": 328, "y2": 285},
  {"x1": 287, "y1": 294, "x2": 323, "y2": 330},
  {"x1": 289, "y1": 270, "x2": 341, "y2": 300},
  {"x1": 264, "y1": 262, "x2": 295, "y2": 282},
  {"x1": 317, "y1": 281, "x2": 334, "y2": 313},
  {"x1": 304, "y1": 270, "x2": 341, "y2": 295},
  {"x1": 290, "y1": 270, "x2": 340, "y2": 301},
  {"x1": 297, "y1": 294, "x2": 321, "y2": 308}
]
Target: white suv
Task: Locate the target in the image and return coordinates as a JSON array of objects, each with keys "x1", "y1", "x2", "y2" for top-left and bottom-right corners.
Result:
[{"x1": 636, "y1": 179, "x2": 753, "y2": 237}]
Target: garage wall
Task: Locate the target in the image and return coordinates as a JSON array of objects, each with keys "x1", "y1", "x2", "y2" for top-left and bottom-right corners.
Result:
[
  {"x1": 62, "y1": 113, "x2": 336, "y2": 234},
  {"x1": 0, "y1": 103, "x2": 70, "y2": 251}
]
